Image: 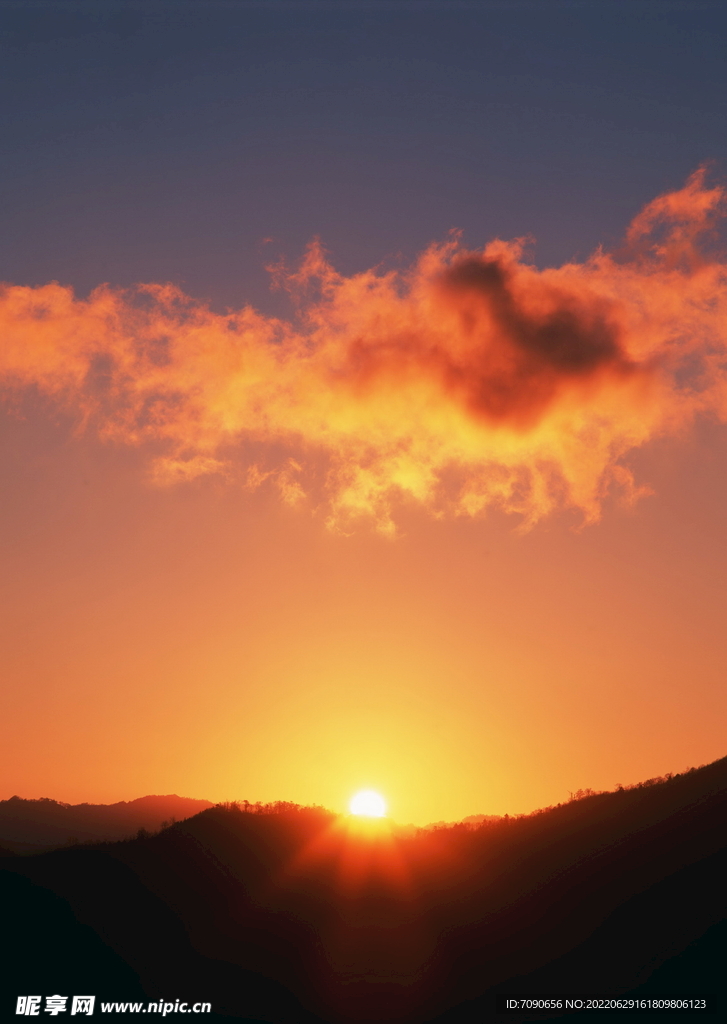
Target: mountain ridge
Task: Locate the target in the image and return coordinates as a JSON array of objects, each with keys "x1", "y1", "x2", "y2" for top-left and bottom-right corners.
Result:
[
  {"x1": 0, "y1": 793, "x2": 214, "y2": 852},
  {"x1": 2, "y1": 756, "x2": 725, "y2": 1020}
]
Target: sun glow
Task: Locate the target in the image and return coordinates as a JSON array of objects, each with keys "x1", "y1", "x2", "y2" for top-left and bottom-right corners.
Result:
[{"x1": 349, "y1": 790, "x2": 387, "y2": 817}]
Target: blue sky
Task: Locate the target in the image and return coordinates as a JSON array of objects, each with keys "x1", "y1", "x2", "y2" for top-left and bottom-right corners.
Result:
[{"x1": 1, "y1": 0, "x2": 725, "y2": 310}]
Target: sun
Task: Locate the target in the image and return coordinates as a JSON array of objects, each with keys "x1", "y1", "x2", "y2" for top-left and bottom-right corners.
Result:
[{"x1": 349, "y1": 790, "x2": 387, "y2": 818}]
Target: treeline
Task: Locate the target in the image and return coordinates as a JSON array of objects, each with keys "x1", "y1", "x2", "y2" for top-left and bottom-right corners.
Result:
[{"x1": 214, "y1": 799, "x2": 334, "y2": 817}]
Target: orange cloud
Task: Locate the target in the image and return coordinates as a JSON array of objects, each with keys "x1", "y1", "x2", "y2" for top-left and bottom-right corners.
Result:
[{"x1": 1, "y1": 169, "x2": 726, "y2": 531}]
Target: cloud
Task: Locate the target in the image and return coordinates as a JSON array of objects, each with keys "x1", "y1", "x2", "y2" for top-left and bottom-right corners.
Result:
[{"x1": 1, "y1": 168, "x2": 726, "y2": 531}]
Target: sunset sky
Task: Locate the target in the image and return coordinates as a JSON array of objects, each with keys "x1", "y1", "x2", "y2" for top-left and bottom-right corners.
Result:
[{"x1": 1, "y1": 1, "x2": 727, "y2": 826}]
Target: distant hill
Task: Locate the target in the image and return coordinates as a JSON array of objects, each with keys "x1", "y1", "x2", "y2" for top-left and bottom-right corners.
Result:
[
  {"x1": 0, "y1": 794, "x2": 214, "y2": 852},
  {"x1": 1, "y1": 761, "x2": 726, "y2": 1021}
]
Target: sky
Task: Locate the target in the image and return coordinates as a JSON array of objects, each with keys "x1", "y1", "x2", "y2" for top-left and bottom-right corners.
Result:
[{"x1": 1, "y1": 0, "x2": 727, "y2": 826}]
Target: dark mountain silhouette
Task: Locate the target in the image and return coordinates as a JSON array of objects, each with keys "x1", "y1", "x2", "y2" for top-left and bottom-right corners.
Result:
[
  {"x1": 0, "y1": 794, "x2": 214, "y2": 852},
  {"x1": 2, "y1": 762, "x2": 725, "y2": 1022}
]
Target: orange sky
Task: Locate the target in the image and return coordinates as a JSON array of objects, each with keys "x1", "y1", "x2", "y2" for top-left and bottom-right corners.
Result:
[{"x1": 1, "y1": 173, "x2": 726, "y2": 825}]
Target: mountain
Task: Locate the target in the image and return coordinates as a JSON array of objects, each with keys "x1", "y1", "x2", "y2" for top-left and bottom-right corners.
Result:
[
  {"x1": 0, "y1": 794, "x2": 214, "y2": 852},
  {"x1": 2, "y1": 762, "x2": 726, "y2": 1022}
]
